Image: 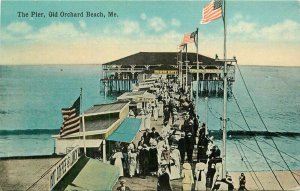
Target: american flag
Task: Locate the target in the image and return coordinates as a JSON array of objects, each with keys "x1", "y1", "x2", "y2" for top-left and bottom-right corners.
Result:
[
  {"x1": 201, "y1": 0, "x2": 223, "y2": 24},
  {"x1": 60, "y1": 97, "x2": 80, "y2": 137},
  {"x1": 178, "y1": 43, "x2": 186, "y2": 50},
  {"x1": 182, "y1": 33, "x2": 195, "y2": 44}
]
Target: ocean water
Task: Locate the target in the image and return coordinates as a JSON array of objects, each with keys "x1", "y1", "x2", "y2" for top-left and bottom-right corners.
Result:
[{"x1": 0, "y1": 65, "x2": 299, "y2": 171}]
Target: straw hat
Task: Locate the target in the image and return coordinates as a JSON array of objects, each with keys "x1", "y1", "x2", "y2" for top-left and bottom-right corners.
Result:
[{"x1": 183, "y1": 163, "x2": 192, "y2": 170}]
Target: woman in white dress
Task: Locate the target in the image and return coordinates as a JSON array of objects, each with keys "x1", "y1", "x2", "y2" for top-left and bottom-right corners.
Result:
[
  {"x1": 195, "y1": 162, "x2": 207, "y2": 191},
  {"x1": 138, "y1": 109, "x2": 146, "y2": 131},
  {"x1": 128, "y1": 150, "x2": 137, "y2": 177},
  {"x1": 169, "y1": 145, "x2": 181, "y2": 180},
  {"x1": 144, "y1": 113, "x2": 151, "y2": 130},
  {"x1": 153, "y1": 106, "x2": 158, "y2": 121},
  {"x1": 158, "y1": 101, "x2": 164, "y2": 117},
  {"x1": 212, "y1": 161, "x2": 223, "y2": 190},
  {"x1": 181, "y1": 163, "x2": 194, "y2": 191},
  {"x1": 157, "y1": 137, "x2": 165, "y2": 164},
  {"x1": 112, "y1": 149, "x2": 124, "y2": 177}
]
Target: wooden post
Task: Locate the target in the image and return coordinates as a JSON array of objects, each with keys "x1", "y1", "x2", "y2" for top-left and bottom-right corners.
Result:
[
  {"x1": 82, "y1": 113, "x2": 87, "y2": 155},
  {"x1": 103, "y1": 140, "x2": 106, "y2": 163}
]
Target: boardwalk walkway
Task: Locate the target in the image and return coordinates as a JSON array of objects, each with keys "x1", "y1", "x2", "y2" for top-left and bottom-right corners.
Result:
[{"x1": 112, "y1": 111, "x2": 300, "y2": 190}]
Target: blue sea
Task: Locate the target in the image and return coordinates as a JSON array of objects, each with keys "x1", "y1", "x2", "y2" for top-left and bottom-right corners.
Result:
[{"x1": 0, "y1": 65, "x2": 299, "y2": 172}]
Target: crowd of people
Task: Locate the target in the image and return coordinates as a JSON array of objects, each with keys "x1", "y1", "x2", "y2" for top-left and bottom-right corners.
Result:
[{"x1": 111, "y1": 78, "x2": 245, "y2": 191}]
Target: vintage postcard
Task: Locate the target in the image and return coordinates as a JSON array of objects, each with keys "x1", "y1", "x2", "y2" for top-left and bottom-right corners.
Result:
[{"x1": 0, "y1": 0, "x2": 299, "y2": 190}]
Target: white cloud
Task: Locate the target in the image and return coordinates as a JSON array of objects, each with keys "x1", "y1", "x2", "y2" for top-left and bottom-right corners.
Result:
[
  {"x1": 7, "y1": 21, "x2": 32, "y2": 34},
  {"x1": 2, "y1": 16, "x2": 299, "y2": 66},
  {"x1": 2, "y1": 21, "x2": 89, "y2": 44},
  {"x1": 119, "y1": 20, "x2": 140, "y2": 34},
  {"x1": 140, "y1": 13, "x2": 147, "y2": 20},
  {"x1": 229, "y1": 14, "x2": 300, "y2": 42},
  {"x1": 171, "y1": 18, "x2": 181, "y2": 27},
  {"x1": 229, "y1": 20, "x2": 256, "y2": 34},
  {"x1": 79, "y1": 20, "x2": 86, "y2": 29},
  {"x1": 26, "y1": 22, "x2": 83, "y2": 41},
  {"x1": 259, "y1": 20, "x2": 300, "y2": 41},
  {"x1": 148, "y1": 17, "x2": 166, "y2": 32}
]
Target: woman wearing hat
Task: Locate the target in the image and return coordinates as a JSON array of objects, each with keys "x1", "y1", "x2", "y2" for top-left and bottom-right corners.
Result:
[
  {"x1": 128, "y1": 149, "x2": 137, "y2": 178},
  {"x1": 194, "y1": 162, "x2": 207, "y2": 191},
  {"x1": 169, "y1": 145, "x2": 181, "y2": 180},
  {"x1": 161, "y1": 145, "x2": 171, "y2": 165},
  {"x1": 112, "y1": 148, "x2": 124, "y2": 177},
  {"x1": 181, "y1": 162, "x2": 194, "y2": 191},
  {"x1": 145, "y1": 112, "x2": 151, "y2": 130}
]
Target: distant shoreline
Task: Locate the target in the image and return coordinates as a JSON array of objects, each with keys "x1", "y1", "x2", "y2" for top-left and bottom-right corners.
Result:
[{"x1": 0, "y1": 129, "x2": 59, "y2": 136}]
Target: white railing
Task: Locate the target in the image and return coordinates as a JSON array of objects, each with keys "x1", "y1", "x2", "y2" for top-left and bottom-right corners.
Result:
[{"x1": 49, "y1": 146, "x2": 80, "y2": 190}]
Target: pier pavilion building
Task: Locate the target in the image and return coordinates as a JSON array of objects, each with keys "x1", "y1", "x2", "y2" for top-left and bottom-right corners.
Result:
[{"x1": 100, "y1": 52, "x2": 236, "y2": 96}]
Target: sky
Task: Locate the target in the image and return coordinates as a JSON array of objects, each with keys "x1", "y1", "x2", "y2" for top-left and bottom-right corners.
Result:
[{"x1": 0, "y1": 0, "x2": 300, "y2": 66}]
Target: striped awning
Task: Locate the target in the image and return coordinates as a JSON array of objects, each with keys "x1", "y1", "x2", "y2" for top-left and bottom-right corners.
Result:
[{"x1": 106, "y1": 117, "x2": 142, "y2": 143}]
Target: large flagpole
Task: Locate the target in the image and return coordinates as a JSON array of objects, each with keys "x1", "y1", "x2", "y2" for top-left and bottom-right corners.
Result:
[
  {"x1": 180, "y1": 50, "x2": 183, "y2": 89},
  {"x1": 185, "y1": 44, "x2": 188, "y2": 92},
  {"x1": 196, "y1": 28, "x2": 199, "y2": 115},
  {"x1": 222, "y1": 0, "x2": 228, "y2": 178}
]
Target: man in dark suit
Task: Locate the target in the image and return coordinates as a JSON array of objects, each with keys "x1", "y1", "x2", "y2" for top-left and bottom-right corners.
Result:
[
  {"x1": 150, "y1": 127, "x2": 160, "y2": 140},
  {"x1": 157, "y1": 165, "x2": 172, "y2": 191},
  {"x1": 142, "y1": 128, "x2": 151, "y2": 146},
  {"x1": 178, "y1": 132, "x2": 186, "y2": 164},
  {"x1": 139, "y1": 144, "x2": 150, "y2": 179},
  {"x1": 185, "y1": 132, "x2": 195, "y2": 163}
]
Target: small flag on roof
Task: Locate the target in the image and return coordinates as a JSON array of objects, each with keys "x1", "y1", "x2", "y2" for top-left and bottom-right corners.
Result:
[
  {"x1": 201, "y1": 0, "x2": 223, "y2": 24},
  {"x1": 60, "y1": 96, "x2": 80, "y2": 137},
  {"x1": 178, "y1": 43, "x2": 186, "y2": 50},
  {"x1": 182, "y1": 33, "x2": 195, "y2": 44}
]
